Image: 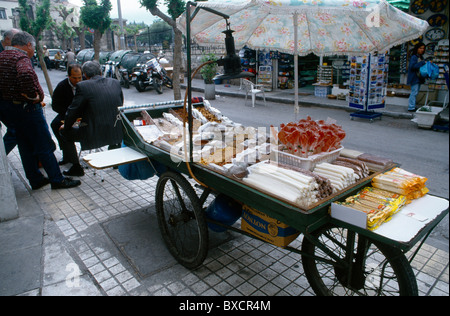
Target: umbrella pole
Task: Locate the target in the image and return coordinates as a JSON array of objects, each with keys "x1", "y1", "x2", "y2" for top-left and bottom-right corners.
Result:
[
  {"x1": 294, "y1": 13, "x2": 299, "y2": 121},
  {"x1": 186, "y1": 2, "x2": 194, "y2": 163}
]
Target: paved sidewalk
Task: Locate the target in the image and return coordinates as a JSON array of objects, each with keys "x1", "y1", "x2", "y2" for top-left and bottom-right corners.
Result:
[
  {"x1": 0, "y1": 85, "x2": 448, "y2": 297},
  {"x1": 185, "y1": 78, "x2": 419, "y2": 119}
]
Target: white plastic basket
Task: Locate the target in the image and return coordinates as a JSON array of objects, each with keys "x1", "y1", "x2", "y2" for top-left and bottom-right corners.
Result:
[{"x1": 270, "y1": 147, "x2": 343, "y2": 171}]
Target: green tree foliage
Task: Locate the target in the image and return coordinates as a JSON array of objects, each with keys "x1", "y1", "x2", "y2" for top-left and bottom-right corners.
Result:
[
  {"x1": 81, "y1": 0, "x2": 112, "y2": 33},
  {"x1": 80, "y1": 0, "x2": 112, "y2": 60},
  {"x1": 18, "y1": 0, "x2": 54, "y2": 95},
  {"x1": 136, "y1": 20, "x2": 172, "y2": 48},
  {"x1": 18, "y1": 0, "x2": 51, "y2": 38},
  {"x1": 52, "y1": 6, "x2": 77, "y2": 50}
]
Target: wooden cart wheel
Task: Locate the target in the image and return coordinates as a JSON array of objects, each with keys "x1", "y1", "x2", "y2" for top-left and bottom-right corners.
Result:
[
  {"x1": 155, "y1": 171, "x2": 209, "y2": 269},
  {"x1": 301, "y1": 225, "x2": 418, "y2": 296}
]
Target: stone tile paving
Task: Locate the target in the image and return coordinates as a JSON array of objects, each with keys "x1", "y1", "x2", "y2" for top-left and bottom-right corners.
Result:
[{"x1": 2, "y1": 108, "x2": 448, "y2": 297}]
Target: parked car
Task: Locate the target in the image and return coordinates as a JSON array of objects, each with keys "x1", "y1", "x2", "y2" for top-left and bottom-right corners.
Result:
[{"x1": 76, "y1": 49, "x2": 95, "y2": 64}]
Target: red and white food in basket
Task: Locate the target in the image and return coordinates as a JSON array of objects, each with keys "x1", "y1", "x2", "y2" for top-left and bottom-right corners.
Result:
[{"x1": 276, "y1": 116, "x2": 346, "y2": 157}]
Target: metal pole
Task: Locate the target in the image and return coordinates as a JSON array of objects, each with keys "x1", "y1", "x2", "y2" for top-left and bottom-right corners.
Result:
[
  {"x1": 117, "y1": 0, "x2": 126, "y2": 49},
  {"x1": 187, "y1": 2, "x2": 193, "y2": 162},
  {"x1": 294, "y1": 13, "x2": 299, "y2": 120}
]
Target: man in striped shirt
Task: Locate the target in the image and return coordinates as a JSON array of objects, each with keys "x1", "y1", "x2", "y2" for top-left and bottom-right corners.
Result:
[
  {"x1": 0, "y1": 28, "x2": 19, "y2": 154},
  {"x1": 0, "y1": 31, "x2": 81, "y2": 190}
]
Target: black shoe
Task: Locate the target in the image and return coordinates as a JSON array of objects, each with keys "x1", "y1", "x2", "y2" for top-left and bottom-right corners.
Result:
[
  {"x1": 51, "y1": 177, "x2": 81, "y2": 190},
  {"x1": 58, "y1": 159, "x2": 69, "y2": 165},
  {"x1": 63, "y1": 164, "x2": 85, "y2": 177},
  {"x1": 31, "y1": 177, "x2": 50, "y2": 190},
  {"x1": 408, "y1": 109, "x2": 416, "y2": 112}
]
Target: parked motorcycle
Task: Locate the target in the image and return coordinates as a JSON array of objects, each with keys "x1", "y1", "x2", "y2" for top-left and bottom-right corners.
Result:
[
  {"x1": 158, "y1": 56, "x2": 174, "y2": 89},
  {"x1": 103, "y1": 61, "x2": 131, "y2": 88},
  {"x1": 118, "y1": 66, "x2": 131, "y2": 89},
  {"x1": 132, "y1": 58, "x2": 172, "y2": 94},
  {"x1": 161, "y1": 67, "x2": 173, "y2": 89},
  {"x1": 103, "y1": 60, "x2": 115, "y2": 78}
]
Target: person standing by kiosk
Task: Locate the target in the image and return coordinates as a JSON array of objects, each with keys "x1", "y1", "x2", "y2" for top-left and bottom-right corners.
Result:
[{"x1": 407, "y1": 43, "x2": 426, "y2": 112}]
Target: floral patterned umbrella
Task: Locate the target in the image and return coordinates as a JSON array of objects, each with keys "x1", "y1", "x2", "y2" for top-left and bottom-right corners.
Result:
[{"x1": 178, "y1": 0, "x2": 429, "y2": 112}]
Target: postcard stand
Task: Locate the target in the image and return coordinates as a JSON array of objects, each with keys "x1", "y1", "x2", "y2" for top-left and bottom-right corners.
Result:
[{"x1": 348, "y1": 53, "x2": 389, "y2": 122}]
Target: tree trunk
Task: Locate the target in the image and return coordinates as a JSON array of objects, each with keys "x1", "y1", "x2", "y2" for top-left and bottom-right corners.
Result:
[
  {"x1": 93, "y1": 29, "x2": 102, "y2": 61},
  {"x1": 77, "y1": 28, "x2": 86, "y2": 50},
  {"x1": 36, "y1": 41, "x2": 53, "y2": 97},
  {"x1": 146, "y1": 6, "x2": 182, "y2": 101}
]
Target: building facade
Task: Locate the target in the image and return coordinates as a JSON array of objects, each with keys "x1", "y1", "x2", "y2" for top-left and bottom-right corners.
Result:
[
  {"x1": 1, "y1": 0, "x2": 121, "y2": 51},
  {"x1": 0, "y1": 0, "x2": 20, "y2": 35}
]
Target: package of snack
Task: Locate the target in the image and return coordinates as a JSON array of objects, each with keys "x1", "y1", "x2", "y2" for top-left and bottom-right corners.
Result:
[
  {"x1": 337, "y1": 186, "x2": 407, "y2": 230},
  {"x1": 357, "y1": 187, "x2": 407, "y2": 216},
  {"x1": 372, "y1": 168, "x2": 428, "y2": 203}
]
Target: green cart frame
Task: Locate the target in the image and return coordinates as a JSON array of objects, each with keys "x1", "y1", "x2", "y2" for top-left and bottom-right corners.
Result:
[{"x1": 117, "y1": 101, "x2": 448, "y2": 296}]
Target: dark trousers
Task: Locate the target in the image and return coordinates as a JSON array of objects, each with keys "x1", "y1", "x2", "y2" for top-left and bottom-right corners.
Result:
[
  {"x1": 44, "y1": 56, "x2": 51, "y2": 70},
  {"x1": 0, "y1": 99, "x2": 18, "y2": 155},
  {"x1": 2, "y1": 101, "x2": 64, "y2": 186},
  {"x1": 60, "y1": 127, "x2": 120, "y2": 157},
  {"x1": 3, "y1": 128, "x2": 17, "y2": 154},
  {"x1": 51, "y1": 114, "x2": 78, "y2": 164}
]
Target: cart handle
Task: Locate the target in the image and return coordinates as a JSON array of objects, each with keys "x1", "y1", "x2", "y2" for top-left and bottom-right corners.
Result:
[{"x1": 118, "y1": 100, "x2": 184, "y2": 112}]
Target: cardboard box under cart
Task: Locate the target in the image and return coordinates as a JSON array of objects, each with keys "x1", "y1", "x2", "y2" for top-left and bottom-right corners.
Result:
[{"x1": 241, "y1": 205, "x2": 300, "y2": 248}]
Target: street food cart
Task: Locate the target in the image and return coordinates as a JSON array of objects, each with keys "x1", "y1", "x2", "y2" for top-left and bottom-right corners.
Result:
[
  {"x1": 83, "y1": 0, "x2": 447, "y2": 296},
  {"x1": 84, "y1": 98, "x2": 448, "y2": 296}
]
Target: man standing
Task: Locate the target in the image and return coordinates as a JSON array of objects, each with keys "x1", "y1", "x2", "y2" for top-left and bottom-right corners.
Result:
[
  {"x1": 0, "y1": 28, "x2": 20, "y2": 155},
  {"x1": 63, "y1": 61, "x2": 123, "y2": 153},
  {"x1": 43, "y1": 45, "x2": 51, "y2": 70},
  {"x1": 0, "y1": 31, "x2": 81, "y2": 190},
  {"x1": 1, "y1": 29, "x2": 20, "y2": 53},
  {"x1": 51, "y1": 63, "x2": 84, "y2": 176},
  {"x1": 65, "y1": 49, "x2": 76, "y2": 66}
]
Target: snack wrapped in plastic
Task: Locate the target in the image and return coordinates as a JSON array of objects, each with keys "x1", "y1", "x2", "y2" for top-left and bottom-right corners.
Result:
[
  {"x1": 357, "y1": 153, "x2": 393, "y2": 172},
  {"x1": 371, "y1": 168, "x2": 428, "y2": 203},
  {"x1": 357, "y1": 187, "x2": 407, "y2": 217},
  {"x1": 337, "y1": 199, "x2": 389, "y2": 231},
  {"x1": 333, "y1": 157, "x2": 369, "y2": 180},
  {"x1": 337, "y1": 186, "x2": 407, "y2": 230}
]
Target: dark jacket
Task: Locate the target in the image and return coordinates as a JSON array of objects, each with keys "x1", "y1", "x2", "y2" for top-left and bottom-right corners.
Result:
[
  {"x1": 64, "y1": 75, "x2": 123, "y2": 150},
  {"x1": 407, "y1": 54, "x2": 426, "y2": 86},
  {"x1": 52, "y1": 78, "x2": 75, "y2": 115}
]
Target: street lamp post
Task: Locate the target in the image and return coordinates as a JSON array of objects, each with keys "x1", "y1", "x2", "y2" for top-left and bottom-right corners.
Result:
[{"x1": 117, "y1": 0, "x2": 126, "y2": 49}]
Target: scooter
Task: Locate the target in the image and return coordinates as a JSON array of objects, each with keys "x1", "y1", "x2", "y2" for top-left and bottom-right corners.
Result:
[
  {"x1": 132, "y1": 58, "x2": 167, "y2": 94},
  {"x1": 118, "y1": 66, "x2": 131, "y2": 89},
  {"x1": 161, "y1": 66, "x2": 173, "y2": 89},
  {"x1": 104, "y1": 61, "x2": 131, "y2": 89},
  {"x1": 103, "y1": 61, "x2": 115, "y2": 78},
  {"x1": 157, "y1": 56, "x2": 173, "y2": 89}
]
